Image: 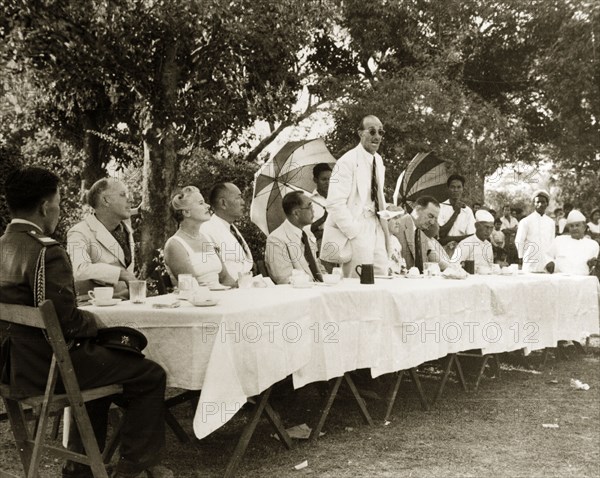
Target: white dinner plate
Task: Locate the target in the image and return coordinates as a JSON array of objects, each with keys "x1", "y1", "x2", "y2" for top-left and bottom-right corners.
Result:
[
  {"x1": 374, "y1": 275, "x2": 394, "y2": 279},
  {"x1": 404, "y1": 275, "x2": 424, "y2": 279},
  {"x1": 192, "y1": 299, "x2": 219, "y2": 307},
  {"x1": 91, "y1": 298, "x2": 122, "y2": 307},
  {"x1": 209, "y1": 285, "x2": 231, "y2": 291}
]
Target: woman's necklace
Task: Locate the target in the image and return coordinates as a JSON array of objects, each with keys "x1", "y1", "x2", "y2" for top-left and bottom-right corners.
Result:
[{"x1": 179, "y1": 228, "x2": 200, "y2": 240}]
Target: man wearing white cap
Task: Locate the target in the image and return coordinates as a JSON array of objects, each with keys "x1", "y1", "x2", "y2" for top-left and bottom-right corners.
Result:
[
  {"x1": 545, "y1": 210, "x2": 599, "y2": 275},
  {"x1": 514, "y1": 190, "x2": 556, "y2": 272},
  {"x1": 451, "y1": 209, "x2": 495, "y2": 270}
]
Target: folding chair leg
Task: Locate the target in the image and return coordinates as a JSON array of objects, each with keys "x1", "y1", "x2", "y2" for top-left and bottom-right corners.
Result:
[
  {"x1": 103, "y1": 409, "x2": 124, "y2": 464},
  {"x1": 384, "y1": 371, "x2": 405, "y2": 422},
  {"x1": 224, "y1": 387, "x2": 273, "y2": 478},
  {"x1": 68, "y1": 393, "x2": 110, "y2": 478},
  {"x1": 165, "y1": 408, "x2": 191, "y2": 443},
  {"x1": 51, "y1": 409, "x2": 63, "y2": 440},
  {"x1": 344, "y1": 373, "x2": 374, "y2": 426},
  {"x1": 408, "y1": 368, "x2": 429, "y2": 411},
  {"x1": 2, "y1": 398, "x2": 34, "y2": 475},
  {"x1": 310, "y1": 376, "x2": 343, "y2": 443},
  {"x1": 28, "y1": 358, "x2": 59, "y2": 478}
]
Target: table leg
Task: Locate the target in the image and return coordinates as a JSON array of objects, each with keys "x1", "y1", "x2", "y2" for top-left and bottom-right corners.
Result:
[
  {"x1": 223, "y1": 387, "x2": 272, "y2": 478},
  {"x1": 343, "y1": 373, "x2": 374, "y2": 426},
  {"x1": 408, "y1": 368, "x2": 429, "y2": 411},
  {"x1": 310, "y1": 376, "x2": 342, "y2": 443},
  {"x1": 263, "y1": 402, "x2": 293, "y2": 450},
  {"x1": 384, "y1": 371, "x2": 405, "y2": 422}
]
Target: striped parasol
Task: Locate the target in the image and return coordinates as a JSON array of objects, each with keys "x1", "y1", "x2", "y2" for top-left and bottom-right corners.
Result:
[
  {"x1": 393, "y1": 151, "x2": 449, "y2": 211},
  {"x1": 251, "y1": 138, "x2": 336, "y2": 235}
]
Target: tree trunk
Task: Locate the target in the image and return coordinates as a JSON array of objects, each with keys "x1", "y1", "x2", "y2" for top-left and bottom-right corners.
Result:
[
  {"x1": 80, "y1": 110, "x2": 107, "y2": 195},
  {"x1": 138, "y1": 41, "x2": 181, "y2": 278},
  {"x1": 139, "y1": 121, "x2": 179, "y2": 278}
]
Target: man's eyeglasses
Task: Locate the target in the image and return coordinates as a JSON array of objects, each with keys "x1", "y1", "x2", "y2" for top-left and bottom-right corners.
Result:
[{"x1": 363, "y1": 128, "x2": 385, "y2": 137}]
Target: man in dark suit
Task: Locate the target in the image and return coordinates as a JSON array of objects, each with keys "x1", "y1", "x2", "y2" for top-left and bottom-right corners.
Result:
[
  {"x1": 0, "y1": 167, "x2": 171, "y2": 478},
  {"x1": 395, "y1": 196, "x2": 449, "y2": 272}
]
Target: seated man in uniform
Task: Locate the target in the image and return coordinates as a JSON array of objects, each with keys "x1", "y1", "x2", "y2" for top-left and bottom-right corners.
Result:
[
  {"x1": 0, "y1": 167, "x2": 170, "y2": 478},
  {"x1": 67, "y1": 178, "x2": 138, "y2": 299},
  {"x1": 451, "y1": 209, "x2": 495, "y2": 270},
  {"x1": 545, "y1": 210, "x2": 599, "y2": 275},
  {"x1": 265, "y1": 191, "x2": 326, "y2": 284}
]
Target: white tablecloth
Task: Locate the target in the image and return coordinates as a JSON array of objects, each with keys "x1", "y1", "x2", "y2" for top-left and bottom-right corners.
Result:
[{"x1": 86, "y1": 274, "x2": 600, "y2": 439}]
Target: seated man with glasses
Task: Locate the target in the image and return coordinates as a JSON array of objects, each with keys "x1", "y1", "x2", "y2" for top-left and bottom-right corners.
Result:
[
  {"x1": 320, "y1": 114, "x2": 390, "y2": 277},
  {"x1": 67, "y1": 178, "x2": 138, "y2": 299},
  {"x1": 265, "y1": 191, "x2": 327, "y2": 284}
]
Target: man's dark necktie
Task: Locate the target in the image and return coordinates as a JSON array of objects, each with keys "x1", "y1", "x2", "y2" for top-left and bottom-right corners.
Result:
[
  {"x1": 230, "y1": 225, "x2": 249, "y2": 255},
  {"x1": 414, "y1": 227, "x2": 424, "y2": 273},
  {"x1": 112, "y1": 223, "x2": 132, "y2": 267},
  {"x1": 371, "y1": 157, "x2": 380, "y2": 212},
  {"x1": 301, "y1": 231, "x2": 323, "y2": 282}
]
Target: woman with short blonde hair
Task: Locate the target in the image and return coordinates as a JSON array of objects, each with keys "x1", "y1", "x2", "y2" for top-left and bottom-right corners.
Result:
[{"x1": 164, "y1": 186, "x2": 235, "y2": 287}]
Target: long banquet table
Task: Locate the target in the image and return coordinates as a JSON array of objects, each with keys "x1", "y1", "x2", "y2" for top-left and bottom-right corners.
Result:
[{"x1": 85, "y1": 273, "x2": 600, "y2": 440}]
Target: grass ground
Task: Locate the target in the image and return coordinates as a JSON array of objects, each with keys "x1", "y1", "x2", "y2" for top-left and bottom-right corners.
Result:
[{"x1": 1, "y1": 346, "x2": 599, "y2": 478}]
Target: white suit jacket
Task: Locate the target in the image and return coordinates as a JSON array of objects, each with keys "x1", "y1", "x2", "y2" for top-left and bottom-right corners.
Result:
[
  {"x1": 67, "y1": 214, "x2": 135, "y2": 294},
  {"x1": 515, "y1": 211, "x2": 555, "y2": 272},
  {"x1": 265, "y1": 220, "x2": 325, "y2": 284},
  {"x1": 320, "y1": 144, "x2": 387, "y2": 263}
]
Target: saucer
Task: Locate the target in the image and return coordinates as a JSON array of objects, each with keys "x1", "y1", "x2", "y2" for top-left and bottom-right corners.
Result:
[
  {"x1": 209, "y1": 284, "x2": 231, "y2": 291},
  {"x1": 292, "y1": 282, "x2": 314, "y2": 289},
  {"x1": 405, "y1": 275, "x2": 424, "y2": 279},
  {"x1": 192, "y1": 299, "x2": 218, "y2": 307},
  {"x1": 374, "y1": 275, "x2": 393, "y2": 279},
  {"x1": 91, "y1": 298, "x2": 122, "y2": 307}
]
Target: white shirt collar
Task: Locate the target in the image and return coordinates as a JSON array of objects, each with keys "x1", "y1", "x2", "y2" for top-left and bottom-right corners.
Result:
[
  {"x1": 212, "y1": 213, "x2": 232, "y2": 229},
  {"x1": 11, "y1": 218, "x2": 43, "y2": 232},
  {"x1": 284, "y1": 219, "x2": 303, "y2": 240}
]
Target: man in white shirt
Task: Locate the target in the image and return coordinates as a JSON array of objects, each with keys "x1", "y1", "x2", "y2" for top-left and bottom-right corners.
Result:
[
  {"x1": 500, "y1": 205, "x2": 518, "y2": 233},
  {"x1": 320, "y1": 115, "x2": 389, "y2": 277},
  {"x1": 200, "y1": 182, "x2": 254, "y2": 282},
  {"x1": 438, "y1": 174, "x2": 476, "y2": 249},
  {"x1": 265, "y1": 191, "x2": 327, "y2": 284},
  {"x1": 451, "y1": 209, "x2": 495, "y2": 270},
  {"x1": 515, "y1": 189, "x2": 556, "y2": 272},
  {"x1": 308, "y1": 163, "x2": 331, "y2": 246},
  {"x1": 67, "y1": 178, "x2": 138, "y2": 298},
  {"x1": 545, "y1": 210, "x2": 599, "y2": 275}
]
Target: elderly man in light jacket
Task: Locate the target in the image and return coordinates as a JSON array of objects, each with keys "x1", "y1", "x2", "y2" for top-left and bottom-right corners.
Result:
[
  {"x1": 320, "y1": 115, "x2": 389, "y2": 278},
  {"x1": 67, "y1": 178, "x2": 137, "y2": 298}
]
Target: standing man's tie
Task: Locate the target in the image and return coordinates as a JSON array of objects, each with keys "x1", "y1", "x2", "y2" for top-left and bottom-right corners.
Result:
[
  {"x1": 371, "y1": 157, "x2": 380, "y2": 212},
  {"x1": 301, "y1": 231, "x2": 323, "y2": 282},
  {"x1": 414, "y1": 227, "x2": 424, "y2": 273}
]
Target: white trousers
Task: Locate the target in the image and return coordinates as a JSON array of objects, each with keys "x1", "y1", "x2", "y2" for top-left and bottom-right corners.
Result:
[{"x1": 342, "y1": 216, "x2": 387, "y2": 278}]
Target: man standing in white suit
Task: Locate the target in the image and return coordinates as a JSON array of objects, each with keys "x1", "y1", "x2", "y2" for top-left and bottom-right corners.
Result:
[{"x1": 320, "y1": 115, "x2": 389, "y2": 277}]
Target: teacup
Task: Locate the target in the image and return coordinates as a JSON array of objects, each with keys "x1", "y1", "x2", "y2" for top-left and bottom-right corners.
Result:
[
  {"x1": 88, "y1": 287, "x2": 114, "y2": 303},
  {"x1": 291, "y1": 272, "x2": 310, "y2": 287},
  {"x1": 322, "y1": 273, "x2": 341, "y2": 285},
  {"x1": 189, "y1": 286, "x2": 212, "y2": 304},
  {"x1": 476, "y1": 265, "x2": 492, "y2": 275}
]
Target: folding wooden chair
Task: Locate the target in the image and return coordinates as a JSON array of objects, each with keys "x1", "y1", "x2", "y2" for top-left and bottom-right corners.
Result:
[{"x1": 0, "y1": 301, "x2": 122, "y2": 478}]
